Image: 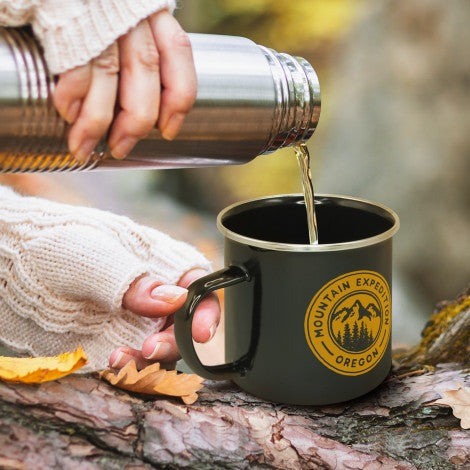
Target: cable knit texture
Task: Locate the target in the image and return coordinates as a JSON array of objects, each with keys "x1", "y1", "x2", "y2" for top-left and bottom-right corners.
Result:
[
  {"x1": 0, "y1": 186, "x2": 210, "y2": 372},
  {"x1": 0, "y1": 0, "x2": 176, "y2": 73}
]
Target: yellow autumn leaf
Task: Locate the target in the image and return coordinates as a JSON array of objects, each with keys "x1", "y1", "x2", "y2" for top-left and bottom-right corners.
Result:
[
  {"x1": 432, "y1": 384, "x2": 470, "y2": 429},
  {"x1": 0, "y1": 346, "x2": 87, "y2": 383},
  {"x1": 100, "y1": 360, "x2": 205, "y2": 405}
]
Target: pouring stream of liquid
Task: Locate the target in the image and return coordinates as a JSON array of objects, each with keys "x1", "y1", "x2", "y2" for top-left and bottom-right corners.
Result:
[{"x1": 294, "y1": 143, "x2": 318, "y2": 244}]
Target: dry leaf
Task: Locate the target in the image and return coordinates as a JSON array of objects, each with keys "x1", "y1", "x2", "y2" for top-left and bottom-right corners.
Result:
[
  {"x1": 431, "y1": 384, "x2": 470, "y2": 429},
  {"x1": 100, "y1": 360, "x2": 204, "y2": 404},
  {"x1": 0, "y1": 346, "x2": 87, "y2": 383}
]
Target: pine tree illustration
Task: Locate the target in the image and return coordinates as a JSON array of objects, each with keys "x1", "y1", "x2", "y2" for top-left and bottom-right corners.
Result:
[
  {"x1": 352, "y1": 321, "x2": 359, "y2": 349},
  {"x1": 359, "y1": 322, "x2": 367, "y2": 348},
  {"x1": 336, "y1": 330, "x2": 342, "y2": 346},
  {"x1": 343, "y1": 323, "x2": 352, "y2": 349}
]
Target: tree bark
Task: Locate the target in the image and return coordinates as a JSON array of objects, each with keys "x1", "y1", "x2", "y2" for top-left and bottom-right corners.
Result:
[{"x1": 0, "y1": 289, "x2": 469, "y2": 470}]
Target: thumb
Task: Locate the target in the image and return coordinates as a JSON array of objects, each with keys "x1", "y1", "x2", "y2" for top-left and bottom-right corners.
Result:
[{"x1": 123, "y1": 274, "x2": 188, "y2": 318}]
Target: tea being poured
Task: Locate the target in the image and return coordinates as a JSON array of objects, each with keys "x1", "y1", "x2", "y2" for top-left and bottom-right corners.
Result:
[{"x1": 294, "y1": 143, "x2": 318, "y2": 244}]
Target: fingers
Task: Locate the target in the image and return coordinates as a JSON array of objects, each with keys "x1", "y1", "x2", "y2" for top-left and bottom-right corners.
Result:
[
  {"x1": 54, "y1": 13, "x2": 195, "y2": 161},
  {"x1": 66, "y1": 43, "x2": 119, "y2": 162},
  {"x1": 54, "y1": 64, "x2": 91, "y2": 124},
  {"x1": 109, "y1": 347, "x2": 153, "y2": 370},
  {"x1": 178, "y1": 269, "x2": 221, "y2": 343},
  {"x1": 141, "y1": 324, "x2": 180, "y2": 363},
  {"x1": 149, "y1": 10, "x2": 197, "y2": 140},
  {"x1": 122, "y1": 274, "x2": 188, "y2": 318},
  {"x1": 120, "y1": 269, "x2": 221, "y2": 368},
  {"x1": 108, "y1": 20, "x2": 161, "y2": 159},
  {"x1": 108, "y1": 346, "x2": 176, "y2": 370},
  {"x1": 122, "y1": 270, "x2": 221, "y2": 338},
  {"x1": 140, "y1": 278, "x2": 220, "y2": 362}
]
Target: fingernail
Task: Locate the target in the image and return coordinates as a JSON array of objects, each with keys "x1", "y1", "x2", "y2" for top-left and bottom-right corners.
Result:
[
  {"x1": 110, "y1": 137, "x2": 138, "y2": 160},
  {"x1": 209, "y1": 323, "x2": 217, "y2": 341},
  {"x1": 65, "y1": 99, "x2": 81, "y2": 124},
  {"x1": 72, "y1": 138, "x2": 95, "y2": 163},
  {"x1": 110, "y1": 350, "x2": 124, "y2": 369},
  {"x1": 151, "y1": 285, "x2": 187, "y2": 303},
  {"x1": 144, "y1": 341, "x2": 171, "y2": 360},
  {"x1": 161, "y1": 112, "x2": 185, "y2": 140}
]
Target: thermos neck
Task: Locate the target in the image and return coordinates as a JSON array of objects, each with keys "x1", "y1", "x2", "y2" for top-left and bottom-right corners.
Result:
[{"x1": 259, "y1": 47, "x2": 321, "y2": 153}]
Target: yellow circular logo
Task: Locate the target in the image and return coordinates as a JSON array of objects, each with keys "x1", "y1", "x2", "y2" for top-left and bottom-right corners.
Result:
[{"x1": 304, "y1": 271, "x2": 391, "y2": 376}]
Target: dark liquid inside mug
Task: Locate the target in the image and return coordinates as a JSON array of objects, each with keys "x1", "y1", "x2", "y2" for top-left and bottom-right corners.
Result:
[
  {"x1": 223, "y1": 195, "x2": 394, "y2": 245},
  {"x1": 175, "y1": 195, "x2": 399, "y2": 405}
]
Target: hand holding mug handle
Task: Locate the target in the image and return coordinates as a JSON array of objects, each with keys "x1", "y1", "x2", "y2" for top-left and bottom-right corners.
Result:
[{"x1": 174, "y1": 265, "x2": 255, "y2": 380}]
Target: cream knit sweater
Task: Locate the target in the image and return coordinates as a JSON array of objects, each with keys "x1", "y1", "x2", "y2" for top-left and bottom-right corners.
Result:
[
  {"x1": 0, "y1": 0, "x2": 176, "y2": 73},
  {"x1": 0, "y1": 185, "x2": 210, "y2": 372}
]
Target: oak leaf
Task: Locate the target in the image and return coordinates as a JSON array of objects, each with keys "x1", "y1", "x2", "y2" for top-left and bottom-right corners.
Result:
[
  {"x1": 0, "y1": 346, "x2": 87, "y2": 383},
  {"x1": 432, "y1": 384, "x2": 470, "y2": 429},
  {"x1": 100, "y1": 360, "x2": 205, "y2": 405}
]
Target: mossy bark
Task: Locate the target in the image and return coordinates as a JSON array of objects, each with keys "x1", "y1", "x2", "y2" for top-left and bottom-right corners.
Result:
[{"x1": 396, "y1": 286, "x2": 470, "y2": 368}]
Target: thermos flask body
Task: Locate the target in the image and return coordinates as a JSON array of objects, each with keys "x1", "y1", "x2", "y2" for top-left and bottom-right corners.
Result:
[{"x1": 0, "y1": 27, "x2": 320, "y2": 172}]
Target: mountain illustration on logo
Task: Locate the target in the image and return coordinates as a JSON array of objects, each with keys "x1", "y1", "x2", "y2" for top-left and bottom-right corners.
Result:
[{"x1": 330, "y1": 297, "x2": 382, "y2": 352}]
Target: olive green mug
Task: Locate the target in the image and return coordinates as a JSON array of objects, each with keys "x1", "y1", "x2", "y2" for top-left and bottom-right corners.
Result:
[{"x1": 175, "y1": 194, "x2": 399, "y2": 405}]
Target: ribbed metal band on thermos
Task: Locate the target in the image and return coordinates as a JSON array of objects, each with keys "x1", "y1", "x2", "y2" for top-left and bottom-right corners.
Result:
[{"x1": 0, "y1": 27, "x2": 320, "y2": 172}]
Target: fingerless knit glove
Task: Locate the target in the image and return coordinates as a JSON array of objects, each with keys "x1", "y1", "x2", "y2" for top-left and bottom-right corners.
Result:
[{"x1": 0, "y1": 186, "x2": 210, "y2": 371}]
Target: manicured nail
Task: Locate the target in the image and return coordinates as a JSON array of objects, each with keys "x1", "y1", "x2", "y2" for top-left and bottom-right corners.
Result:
[
  {"x1": 144, "y1": 341, "x2": 171, "y2": 360},
  {"x1": 209, "y1": 324, "x2": 217, "y2": 341},
  {"x1": 151, "y1": 285, "x2": 187, "y2": 303},
  {"x1": 110, "y1": 350, "x2": 124, "y2": 369},
  {"x1": 110, "y1": 137, "x2": 138, "y2": 159},
  {"x1": 72, "y1": 138, "x2": 95, "y2": 163},
  {"x1": 161, "y1": 112, "x2": 185, "y2": 140},
  {"x1": 65, "y1": 99, "x2": 81, "y2": 124}
]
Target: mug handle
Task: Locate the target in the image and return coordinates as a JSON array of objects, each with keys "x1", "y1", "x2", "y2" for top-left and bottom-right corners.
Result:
[{"x1": 174, "y1": 265, "x2": 253, "y2": 380}]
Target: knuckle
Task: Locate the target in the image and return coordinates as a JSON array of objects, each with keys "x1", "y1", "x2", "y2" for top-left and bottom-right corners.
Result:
[
  {"x1": 54, "y1": 66, "x2": 90, "y2": 97},
  {"x1": 160, "y1": 27, "x2": 192, "y2": 54},
  {"x1": 135, "y1": 40, "x2": 160, "y2": 72},
  {"x1": 128, "y1": 112, "x2": 157, "y2": 137},
  {"x1": 175, "y1": 87, "x2": 197, "y2": 112},
  {"x1": 64, "y1": 64, "x2": 91, "y2": 84},
  {"x1": 94, "y1": 44, "x2": 120, "y2": 75},
  {"x1": 81, "y1": 110, "x2": 113, "y2": 134},
  {"x1": 172, "y1": 29, "x2": 192, "y2": 49}
]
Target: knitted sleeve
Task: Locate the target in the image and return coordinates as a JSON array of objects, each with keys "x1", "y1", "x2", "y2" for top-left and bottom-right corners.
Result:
[
  {"x1": 0, "y1": 0, "x2": 176, "y2": 73},
  {"x1": 0, "y1": 1, "x2": 37, "y2": 26},
  {"x1": 0, "y1": 185, "x2": 211, "y2": 371}
]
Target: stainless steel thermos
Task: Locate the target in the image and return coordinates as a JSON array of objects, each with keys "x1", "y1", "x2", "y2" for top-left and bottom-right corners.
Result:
[{"x1": 0, "y1": 27, "x2": 320, "y2": 172}]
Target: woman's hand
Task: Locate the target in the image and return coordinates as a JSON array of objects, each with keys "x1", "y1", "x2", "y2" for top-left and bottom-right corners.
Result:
[
  {"x1": 53, "y1": 9, "x2": 196, "y2": 162},
  {"x1": 109, "y1": 269, "x2": 220, "y2": 369}
]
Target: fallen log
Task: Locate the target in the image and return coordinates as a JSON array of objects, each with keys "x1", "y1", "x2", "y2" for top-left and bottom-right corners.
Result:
[{"x1": 0, "y1": 287, "x2": 469, "y2": 469}]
